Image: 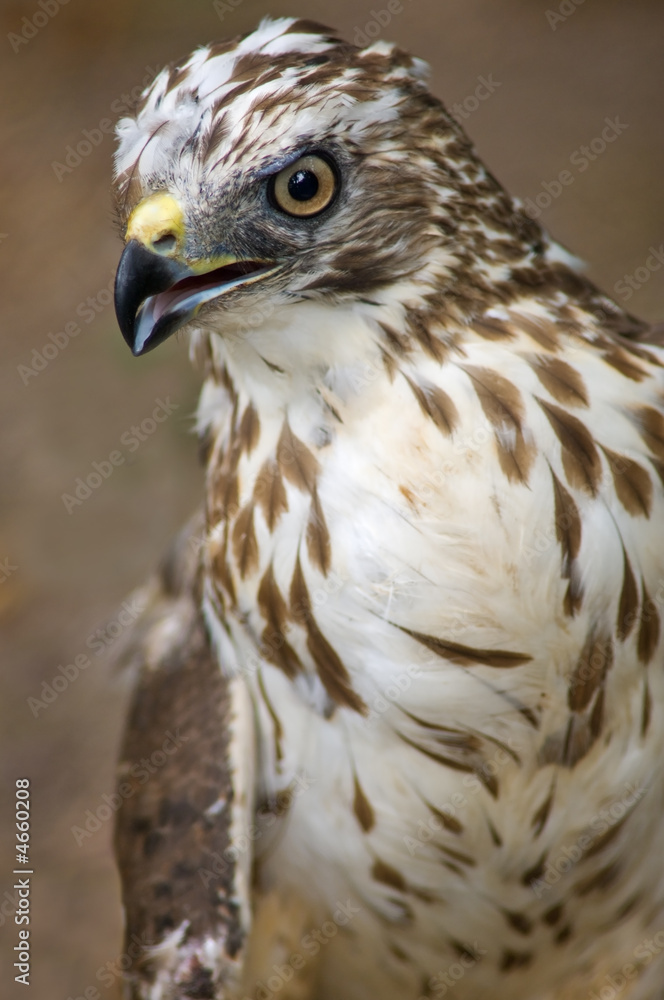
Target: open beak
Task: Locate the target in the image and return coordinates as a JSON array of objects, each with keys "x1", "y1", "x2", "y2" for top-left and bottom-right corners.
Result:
[{"x1": 114, "y1": 192, "x2": 275, "y2": 356}]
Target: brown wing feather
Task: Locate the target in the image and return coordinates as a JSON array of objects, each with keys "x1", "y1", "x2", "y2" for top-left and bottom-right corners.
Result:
[{"x1": 113, "y1": 513, "x2": 250, "y2": 999}]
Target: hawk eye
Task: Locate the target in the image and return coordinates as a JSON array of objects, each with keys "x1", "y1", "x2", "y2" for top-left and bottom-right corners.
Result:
[{"x1": 271, "y1": 154, "x2": 337, "y2": 217}]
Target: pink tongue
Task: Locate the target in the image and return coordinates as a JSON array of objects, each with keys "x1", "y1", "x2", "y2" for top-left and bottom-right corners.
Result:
[
  {"x1": 152, "y1": 288, "x2": 194, "y2": 321},
  {"x1": 150, "y1": 261, "x2": 262, "y2": 321}
]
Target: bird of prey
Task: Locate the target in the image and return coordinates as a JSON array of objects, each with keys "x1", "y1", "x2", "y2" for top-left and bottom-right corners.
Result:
[{"x1": 110, "y1": 16, "x2": 664, "y2": 1000}]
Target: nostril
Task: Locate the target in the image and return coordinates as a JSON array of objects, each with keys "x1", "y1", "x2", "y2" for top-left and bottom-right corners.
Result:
[{"x1": 152, "y1": 233, "x2": 177, "y2": 254}]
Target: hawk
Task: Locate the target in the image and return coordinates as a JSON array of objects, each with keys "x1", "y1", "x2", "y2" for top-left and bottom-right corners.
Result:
[{"x1": 110, "y1": 17, "x2": 664, "y2": 1000}]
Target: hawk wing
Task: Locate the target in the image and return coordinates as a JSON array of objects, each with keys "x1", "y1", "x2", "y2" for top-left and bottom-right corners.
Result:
[{"x1": 113, "y1": 514, "x2": 255, "y2": 1000}]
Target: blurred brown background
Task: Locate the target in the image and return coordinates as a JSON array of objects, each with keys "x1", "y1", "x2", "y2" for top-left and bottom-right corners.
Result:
[{"x1": 0, "y1": 1, "x2": 662, "y2": 997}]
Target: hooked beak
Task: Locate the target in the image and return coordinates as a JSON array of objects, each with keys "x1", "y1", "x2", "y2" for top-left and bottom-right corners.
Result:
[{"x1": 114, "y1": 192, "x2": 276, "y2": 356}]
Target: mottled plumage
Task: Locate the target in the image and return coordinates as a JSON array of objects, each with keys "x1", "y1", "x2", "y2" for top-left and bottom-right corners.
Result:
[{"x1": 111, "y1": 17, "x2": 664, "y2": 1000}]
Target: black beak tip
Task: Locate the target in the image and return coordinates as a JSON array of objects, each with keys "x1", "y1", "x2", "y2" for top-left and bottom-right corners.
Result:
[{"x1": 114, "y1": 239, "x2": 191, "y2": 357}]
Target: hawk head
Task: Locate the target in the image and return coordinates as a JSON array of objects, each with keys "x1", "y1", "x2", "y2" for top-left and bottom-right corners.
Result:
[{"x1": 113, "y1": 16, "x2": 546, "y2": 362}]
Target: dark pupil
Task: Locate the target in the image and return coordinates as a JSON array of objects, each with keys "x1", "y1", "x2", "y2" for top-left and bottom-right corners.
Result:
[{"x1": 288, "y1": 169, "x2": 319, "y2": 202}]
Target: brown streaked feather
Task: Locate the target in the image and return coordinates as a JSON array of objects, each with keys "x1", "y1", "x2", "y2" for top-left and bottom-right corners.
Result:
[
  {"x1": 259, "y1": 627, "x2": 304, "y2": 681},
  {"x1": 601, "y1": 446, "x2": 653, "y2": 518},
  {"x1": 238, "y1": 402, "x2": 260, "y2": 456},
  {"x1": 204, "y1": 38, "x2": 239, "y2": 61},
  {"x1": 404, "y1": 374, "x2": 458, "y2": 436},
  {"x1": 406, "y1": 309, "x2": 447, "y2": 363},
  {"x1": 427, "y1": 800, "x2": 463, "y2": 835},
  {"x1": 290, "y1": 558, "x2": 366, "y2": 714},
  {"x1": 378, "y1": 320, "x2": 411, "y2": 356},
  {"x1": 305, "y1": 623, "x2": 366, "y2": 715},
  {"x1": 531, "y1": 783, "x2": 555, "y2": 836},
  {"x1": 563, "y1": 713, "x2": 600, "y2": 768},
  {"x1": 372, "y1": 858, "x2": 407, "y2": 891},
  {"x1": 471, "y1": 317, "x2": 516, "y2": 341},
  {"x1": 529, "y1": 355, "x2": 589, "y2": 408},
  {"x1": 208, "y1": 420, "x2": 242, "y2": 523},
  {"x1": 437, "y1": 843, "x2": 477, "y2": 868},
  {"x1": 257, "y1": 565, "x2": 303, "y2": 680},
  {"x1": 500, "y1": 950, "x2": 534, "y2": 972},
  {"x1": 380, "y1": 347, "x2": 398, "y2": 381},
  {"x1": 209, "y1": 466, "x2": 240, "y2": 524},
  {"x1": 487, "y1": 819, "x2": 503, "y2": 847},
  {"x1": 601, "y1": 344, "x2": 648, "y2": 382},
  {"x1": 521, "y1": 855, "x2": 546, "y2": 887},
  {"x1": 462, "y1": 365, "x2": 534, "y2": 484},
  {"x1": 306, "y1": 489, "x2": 332, "y2": 575},
  {"x1": 550, "y1": 468, "x2": 582, "y2": 570},
  {"x1": 256, "y1": 668, "x2": 285, "y2": 764},
  {"x1": 231, "y1": 503, "x2": 259, "y2": 578},
  {"x1": 637, "y1": 581, "x2": 660, "y2": 664},
  {"x1": 400, "y1": 733, "x2": 498, "y2": 797},
  {"x1": 636, "y1": 405, "x2": 664, "y2": 463},
  {"x1": 507, "y1": 310, "x2": 560, "y2": 352},
  {"x1": 211, "y1": 524, "x2": 237, "y2": 607},
  {"x1": 642, "y1": 680, "x2": 652, "y2": 737},
  {"x1": 253, "y1": 458, "x2": 289, "y2": 532},
  {"x1": 450, "y1": 940, "x2": 483, "y2": 962},
  {"x1": 400, "y1": 712, "x2": 482, "y2": 750},
  {"x1": 201, "y1": 113, "x2": 230, "y2": 162},
  {"x1": 282, "y1": 17, "x2": 345, "y2": 37},
  {"x1": 257, "y1": 564, "x2": 289, "y2": 632},
  {"x1": 165, "y1": 64, "x2": 190, "y2": 94},
  {"x1": 542, "y1": 904, "x2": 564, "y2": 926},
  {"x1": 539, "y1": 709, "x2": 602, "y2": 769},
  {"x1": 398, "y1": 624, "x2": 532, "y2": 668},
  {"x1": 277, "y1": 420, "x2": 320, "y2": 495},
  {"x1": 353, "y1": 776, "x2": 375, "y2": 832},
  {"x1": 537, "y1": 398, "x2": 602, "y2": 497},
  {"x1": 567, "y1": 632, "x2": 613, "y2": 713},
  {"x1": 563, "y1": 568, "x2": 584, "y2": 618},
  {"x1": 503, "y1": 910, "x2": 534, "y2": 936},
  {"x1": 616, "y1": 548, "x2": 639, "y2": 641}
]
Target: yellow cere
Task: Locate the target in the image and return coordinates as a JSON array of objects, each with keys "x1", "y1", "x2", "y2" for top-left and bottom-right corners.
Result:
[
  {"x1": 126, "y1": 192, "x2": 186, "y2": 252},
  {"x1": 125, "y1": 191, "x2": 240, "y2": 273}
]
